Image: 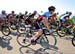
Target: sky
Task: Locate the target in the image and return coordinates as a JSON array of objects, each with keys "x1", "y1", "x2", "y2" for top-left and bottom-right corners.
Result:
[{"x1": 0, "y1": 0, "x2": 75, "y2": 15}]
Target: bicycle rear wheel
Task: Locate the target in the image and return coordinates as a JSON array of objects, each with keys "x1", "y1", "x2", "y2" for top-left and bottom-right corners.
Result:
[
  {"x1": 17, "y1": 24, "x2": 26, "y2": 34},
  {"x1": 1, "y1": 25, "x2": 10, "y2": 36},
  {"x1": 17, "y1": 33, "x2": 31, "y2": 47},
  {"x1": 72, "y1": 36, "x2": 75, "y2": 46},
  {"x1": 10, "y1": 22, "x2": 17, "y2": 30},
  {"x1": 57, "y1": 26, "x2": 66, "y2": 37}
]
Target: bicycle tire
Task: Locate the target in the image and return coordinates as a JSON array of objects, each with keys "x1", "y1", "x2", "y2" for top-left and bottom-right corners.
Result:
[
  {"x1": 57, "y1": 26, "x2": 66, "y2": 37},
  {"x1": 40, "y1": 34, "x2": 57, "y2": 46},
  {"x1": 17, "y1": 33, "x2": 31, "y2": 47},
  {"x1": 72, "y1": 36, "x2": 75, "y2": 46},
  {"x1": 17, "y1": 24, "x2": 26, "y2": 34},
  {"x1": 10, "y1": 24, "x2": 17, "y2": 30},
  {"x1": 1, "y1": 26, "x2": 10, "y2": 36}
]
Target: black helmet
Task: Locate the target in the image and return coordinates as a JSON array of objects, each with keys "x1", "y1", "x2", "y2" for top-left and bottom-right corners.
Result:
[
  {"x1": 66, "y1": 11, "x2": 72, "y2": 15},
  {"x1": 2, "y1": 10, "x2": 6, "y2": 14},
  {"x1": 12, "y1": 11, "x2": 14, "y2": 13},
  {"x1": 48, "y1": 6, "x2": 56, "y2": 12},
  {"x1": 68, "y1": 12, "x2": 72, "y2": 15},
  {"x1": 33, "y1": 10, "x2": 37, "y2": 14},
  {"x1": 25, "y1": 11, "x2": 28, "y2": 15}
]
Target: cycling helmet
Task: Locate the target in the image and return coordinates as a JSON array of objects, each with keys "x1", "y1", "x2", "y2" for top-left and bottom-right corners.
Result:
[
  {"x1": 66, "y1": 11, "x2": 72, "y2": 14},
  {"x1": 1, "y1": 10, "x2": 6, "y2": 14},
  {"x1": 33, "y1": 10, "x2": 37, "y2": 15},
  {"x1": 48, "y1": 6, "x2": 56, "y2": 12},
  {"x1": 69, "y1": 12, "x2": 72, "y2": 15},
  {"x1": 25, "y1": 11, "x2": 28, "y2": 15},
  {"x1": 11, "y1": 11, "x2": 15, "y2": 14}
]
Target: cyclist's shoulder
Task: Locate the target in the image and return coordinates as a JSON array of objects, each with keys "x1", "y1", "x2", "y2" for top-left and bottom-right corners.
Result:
[
  {"x1": 60, "y1": 13, "x2": 69, "y2": 18},
  {"x1": 60, "y1": 13, "x2": 66, "y2": 16},
  {"x1": 43, "y1": 11, "x2": 50, "y2": 17},
  {"x1": 44, "y1": 11, "x2": 49, "y2": 15}
]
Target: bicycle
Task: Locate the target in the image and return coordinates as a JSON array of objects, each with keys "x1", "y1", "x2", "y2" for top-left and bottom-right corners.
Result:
[
  {"x1": 17, "y1": 26, "x2": 57, "y2": 47},
  {"x1": 56, "y1": 23, "x2": 67, "y2": 37},
  {"x1": 71, "y1": 29, "x2": 75, "y2": 46},
  {"x1": 56, "y1": 23, "x2": 75, "y2": 37},
  {"x1": 9, "y1": 16, "x2": 26, "y2": 34},
  {"x1": 1, "y1": 18, "x2": 10, "y2": 36}
]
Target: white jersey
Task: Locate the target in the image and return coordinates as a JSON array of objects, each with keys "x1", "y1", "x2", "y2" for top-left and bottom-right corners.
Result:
[
  {"x1": 60, "y1": 14, "x2": 69, "y2": 20},
  {"x1": 0, "y1": 14, "x2": 7, "y2": 19},
  {"x1": 34, "y1": 13, "x2": 39, "y2": 19}
]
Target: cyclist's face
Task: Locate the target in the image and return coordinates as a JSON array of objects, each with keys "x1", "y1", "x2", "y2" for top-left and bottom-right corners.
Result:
[
  {"x1": 30, "y1": 18, "x2": 34, "y2": 25},
  {"x1": 12, "y1": 11, "x2": 15, "y2": 14},
  {"x1": 65, "y1": 17, "x2": 69, "y2": 21},
  {"x1": 50, "y1": 10, "x2": 55, "y2": 14}
]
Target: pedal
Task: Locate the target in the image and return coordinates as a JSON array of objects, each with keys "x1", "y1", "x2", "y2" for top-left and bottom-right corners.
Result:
[
  {"x1": 27, "y1": 34, "x2": 32, "y2": 38},
  {"x1": 20, "y1": 29, "x2": 24, "y2": 31},
  {"x1": 23, "y1": 39, "x2": 25, "y2": 43},
  {"x1": 31, "y1": 40, "x2": 37, "y2": 45}
]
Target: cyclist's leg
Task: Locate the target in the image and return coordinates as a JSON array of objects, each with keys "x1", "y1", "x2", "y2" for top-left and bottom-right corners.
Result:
[
  {"x1": 29, "y1": 21, "x2": 43, "y2": 44},
  {"x1": 42, "y1": 17, "x2": 50, "y2": 30},
  {"x1": 43, "y1": 17, "x2": 53, "y2": 33},
  {"x1": 29, "y1": 29, "x2": 42, "y2": 45},
  {"x1": 48, "y1": 18, "x2": 54, "y2": 33},
  {"x1": 31, "y1": 29, "x2": 42, "y2": 40}
]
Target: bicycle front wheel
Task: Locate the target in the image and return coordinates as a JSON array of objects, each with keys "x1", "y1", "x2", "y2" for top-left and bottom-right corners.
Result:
[
  {"x1": 72, "y1": 36, "x2": 75, "y2": 47},
  {"x1": 57, "y1": 26, "x2": 66, "y2": 37},
  {"x1": 40, "y1": 34, "x2": 57, "y2": 46},
  {"x1": 17, "y1": 25, "x2": 26, "y2": 34},
  {"x1": 10, "y1": 23, "x2": 17, "y2": 30},
  {"x1": 17, "y1": 33, "x2": 31, "y2": 47},
  {"x1": 1, "y1": 26, "x2": 10, "y2": 36}
]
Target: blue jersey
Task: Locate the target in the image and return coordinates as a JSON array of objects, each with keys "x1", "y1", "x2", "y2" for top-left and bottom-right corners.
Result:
[{"x1": 44, "y1": 12, "x2": 51, "y2": 19}]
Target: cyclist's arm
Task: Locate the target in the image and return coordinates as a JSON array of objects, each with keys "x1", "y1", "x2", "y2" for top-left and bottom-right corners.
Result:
[{"x1": 42, "y1": 17, "x2": 50, "y2": 30}]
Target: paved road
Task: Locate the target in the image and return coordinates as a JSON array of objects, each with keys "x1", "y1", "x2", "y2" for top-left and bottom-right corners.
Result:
[{"x1": 0, "y1": 30, "x2": 75, "y2": 54}]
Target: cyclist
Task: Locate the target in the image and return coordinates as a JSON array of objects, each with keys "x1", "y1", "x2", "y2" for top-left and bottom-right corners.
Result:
[
  {"x1": 59, "y1": 12, "x2": 73, "y2": 34},
  {"x1": 25, "y1": 11, "x2": 44, "y2": 45},
  {"x1": 71, "y1": 14, "x2": 75, "y2": 32},
  {"x1": 59, "y1": 11, "x2": 72, "y2": 24},
  {"x1": 8, "y1": 11, "x2": 16, "y2": 18},
  {"x1": 0, "y1": 10, "x2": 7, "y2": 19},
  {"x1": 0, "y1": 10, "x2": 7, "y2": 27},
  {"x1": 43, "y1": 6, "x2": 57, "y2": 33},
  {"x1": 8, "y1": 11, "x2": 17, "y2": 25},
  {"x1": 19, "y1": 14, "x2": 25, "y2": 23},
  {"x1": 24, "y1": 11, "x2": 28, "y2": 16}
]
